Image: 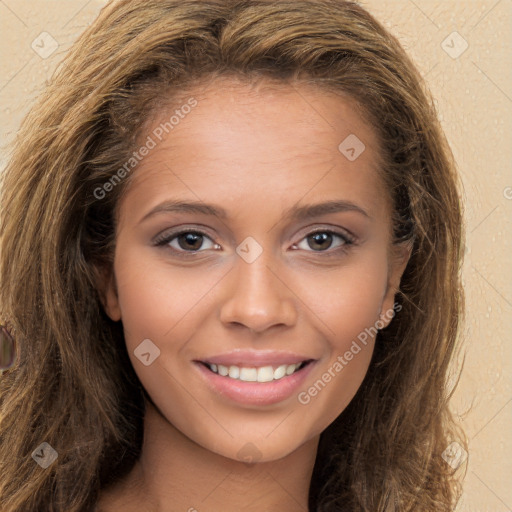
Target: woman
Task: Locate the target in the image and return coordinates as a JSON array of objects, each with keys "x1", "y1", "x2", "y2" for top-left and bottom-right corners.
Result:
[{"x1": 0, "y1": 1, "x2": 466, "y2": 510}]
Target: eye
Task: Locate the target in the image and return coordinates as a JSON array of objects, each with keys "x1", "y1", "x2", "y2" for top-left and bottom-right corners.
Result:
[
  {"x1": 292, "y1": 229, "x2": 355, "y2": 253},
  {"x1": 153, "y1": 229, "x2": 220, "y2": 254},
  {"x1": 153, "y1": 227, "x2": 356, "y2": 257}
]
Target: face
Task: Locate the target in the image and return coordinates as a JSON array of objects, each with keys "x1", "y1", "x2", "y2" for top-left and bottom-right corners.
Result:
[{"x1": 102, "y1": 77, "x2": 410, "y2": 463}]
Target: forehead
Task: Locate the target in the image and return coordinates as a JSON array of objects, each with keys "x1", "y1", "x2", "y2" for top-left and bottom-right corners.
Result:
[
  {"x1": 120, "y1": 77, "x2": 390, "y2": 222},
  {"x1": 160, "y1": 76, "x2": 381, "y2": 161}
]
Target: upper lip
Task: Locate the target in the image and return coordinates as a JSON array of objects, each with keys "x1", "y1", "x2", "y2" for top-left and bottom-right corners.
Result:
[{"x1": 197, "y1": 349, "x2": 317, "y2": 367}]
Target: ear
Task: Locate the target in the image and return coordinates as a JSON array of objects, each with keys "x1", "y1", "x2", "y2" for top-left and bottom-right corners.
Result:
[
  {"x1": 94, "y1": 264, "x2": 122, "y2": 322},
  {"x1": 379, "y1": 241, "x2": 413, "y2": 328}
]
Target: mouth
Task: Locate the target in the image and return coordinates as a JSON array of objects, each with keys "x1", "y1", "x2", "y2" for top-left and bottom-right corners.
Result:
[
  {"x1": 193, "y1": 349, "x2": 319, "y2": 406},
  {"x1": 198, "y1": 359, "x2": 314, "y2": 383},
  {"x1": 194, "y1": 357, "x2": 317, "y2": 406}
]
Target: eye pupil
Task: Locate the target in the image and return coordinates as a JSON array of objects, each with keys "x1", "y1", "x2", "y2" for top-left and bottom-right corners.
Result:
[
  {"x1": 309, "y1": 232, "x2": 332, "y2": 251},
  {"x1": 179, "y1": 233, "x2": 203, "y2": 251}
]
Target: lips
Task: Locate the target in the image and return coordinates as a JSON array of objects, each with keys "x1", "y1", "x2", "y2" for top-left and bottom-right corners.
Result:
[
  {"x1": 192, "y1": 349, "x2": 318, "y2": 405},
  {"x1": 198, "y1": 349, "x2": 316, "y2": 367},
  {"x1": 194, "y1": 358, "x2": 317, "y2": 406}
]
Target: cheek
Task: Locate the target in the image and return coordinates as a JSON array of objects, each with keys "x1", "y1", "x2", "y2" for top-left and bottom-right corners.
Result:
[
  {"x1": 297, "y1": 250, "x2": 389, "y2": 346},
  {"x1": 111, "y1": 250, "x2": 230, "y2": 445},
  {"x1": 112, "y1": 247, "x2": 223, "y2": 346},
  {"x1": 292, "y1": 253, "x2": 389, "y2": 429}
]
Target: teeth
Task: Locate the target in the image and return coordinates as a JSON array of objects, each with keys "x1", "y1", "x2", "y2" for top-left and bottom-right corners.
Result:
[
  {"x1": 257, "y1": 366, "x2": 274, "y2": 382},
  {"x1": 240, "y1": 367, "x2": 258, "y2": 381},
  {"x1": 228, "y1": 365, "x2": 239, "y2": 379},
  {"x1": 207, "y1": 362, "x2": 304, "y2": 382},
  {"x1": 273, "y1": 365, "x2": 287, "y2": 380},
  {"x1": 285, "y1": 364, "x2": 296, "y2": 375}
]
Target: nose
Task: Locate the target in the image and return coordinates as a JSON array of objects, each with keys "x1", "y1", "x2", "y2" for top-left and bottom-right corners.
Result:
[{"x1": 219, "y1": 251, "x2": 298, "y2": 334}]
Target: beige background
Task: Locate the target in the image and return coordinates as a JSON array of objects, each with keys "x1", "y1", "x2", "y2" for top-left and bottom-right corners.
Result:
[{"x1": 1, "y1": 1, "x2": 511, "y2": 510}]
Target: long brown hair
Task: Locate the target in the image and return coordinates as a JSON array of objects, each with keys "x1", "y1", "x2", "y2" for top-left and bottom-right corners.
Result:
[{"x1": 0, "y1": 1, "x2": 466, "y2": 510}]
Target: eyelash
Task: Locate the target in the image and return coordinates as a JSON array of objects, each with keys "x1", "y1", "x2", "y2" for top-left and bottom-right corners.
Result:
[{"x1": 153, "y1": 226, "x2": 356, "y2": 258}]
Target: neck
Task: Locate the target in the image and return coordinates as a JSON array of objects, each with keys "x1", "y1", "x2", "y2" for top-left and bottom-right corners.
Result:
[{"x1": 98, "y1": 400, "x2": 319, "y2": 511}]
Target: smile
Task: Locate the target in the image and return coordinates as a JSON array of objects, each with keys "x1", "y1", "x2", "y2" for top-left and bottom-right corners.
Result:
[
  {"x1": 203, "y1": 361, "x2": 311, "y2": 382},
  {"x1": 195, "y1": 358, "x2": 317, "y2": 406}
]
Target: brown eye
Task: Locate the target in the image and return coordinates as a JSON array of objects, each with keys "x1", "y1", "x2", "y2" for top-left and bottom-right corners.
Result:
[
  {"x1": 307, "y1": 232, "x2": 335, "y2": 251},
  {"x1": 294, "y1": 230, "x2": 354, "y2": 253},
  {"x1": 176, "y1": 232, "x2": 205, "y2": 251},
  {"x1": 154, "y1": 229, "x2": 219, "y2": 254}
]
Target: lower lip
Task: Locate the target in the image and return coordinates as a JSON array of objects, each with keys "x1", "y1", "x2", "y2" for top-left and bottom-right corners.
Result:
[{"x1": 194, "y1": 361, "x2": 316, "y2": 406}]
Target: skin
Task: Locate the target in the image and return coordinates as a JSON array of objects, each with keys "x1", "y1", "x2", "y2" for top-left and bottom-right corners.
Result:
[{"x1": 96, "y1": 77, "x2": 411, "y2": 511}]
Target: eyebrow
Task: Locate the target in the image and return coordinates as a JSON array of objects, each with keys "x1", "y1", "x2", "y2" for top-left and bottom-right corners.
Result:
[{"x1": 140, "y1": 198, "x2": 370, "y2": 224}]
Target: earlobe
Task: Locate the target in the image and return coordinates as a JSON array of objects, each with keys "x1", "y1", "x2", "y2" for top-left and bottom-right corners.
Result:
[
  {"x1": 379, "y1": 241, "x2": 413, "y2": 328},
  {"x1": 105, "y1": 275, "x2": 122, "y2": 322},
  {"x1": 95, "y1": 265, "x2": 122, "y2": 322}
]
